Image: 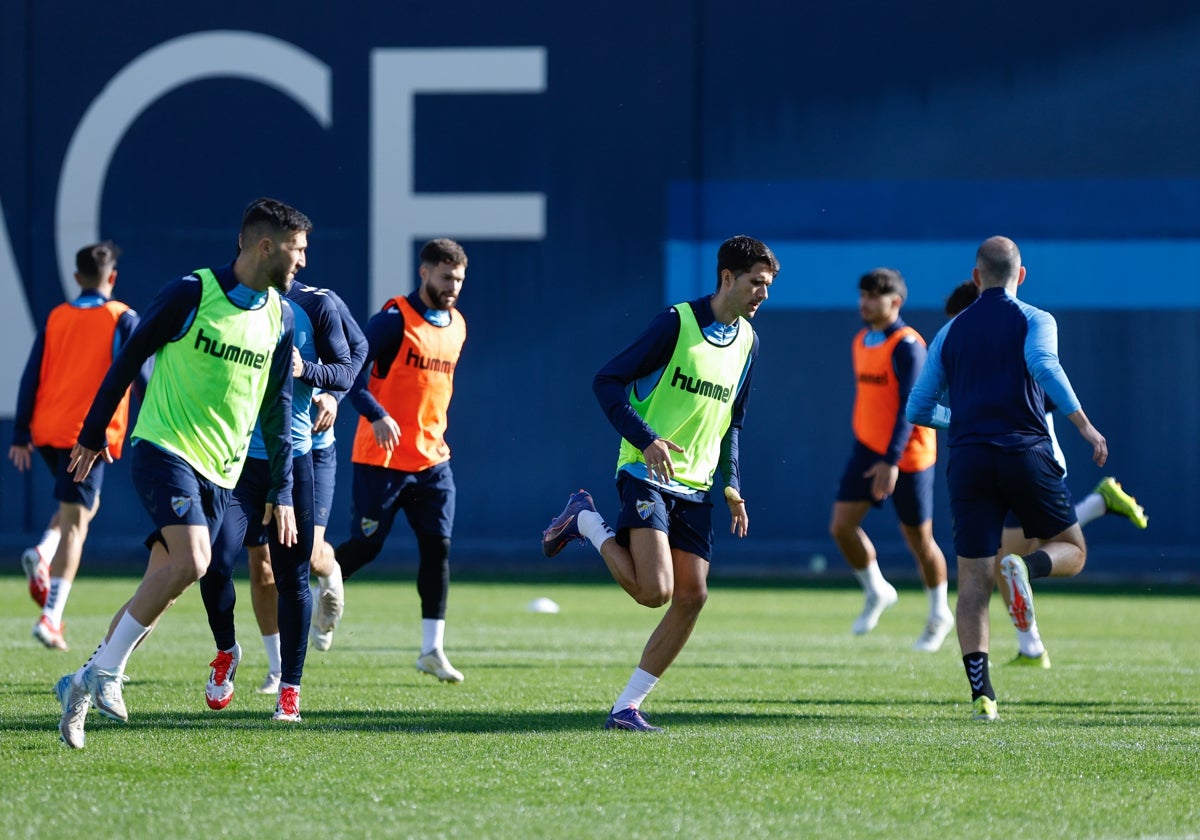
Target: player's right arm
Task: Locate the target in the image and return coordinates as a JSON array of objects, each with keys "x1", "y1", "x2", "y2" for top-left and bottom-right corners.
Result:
[
  {"x1": 348, "y1": 307, "x2": 404, "y2": 449},
  {"x1": 592, "y1": 307, "x2": 681, "y2": 451},
  {"x1": 260, "y1": 302, "x2": 296, "y2": 545},
  {"x1": 906, "y1": 323, "x2": 952, "y2": 429},
  {"x1": 331, "y1": 290, "x2": 369, "y2": 390},
  {"x1": 70, "y1": 277, "x2": 199, "y2": 481},
  {"x1": 9, "y1": 329, "x2": 46, "y2": 470}
]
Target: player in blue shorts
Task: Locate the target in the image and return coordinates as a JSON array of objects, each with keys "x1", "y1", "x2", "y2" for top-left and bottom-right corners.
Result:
[
  {"x1": 247, "y1": 288, "x2": 366, "y2": 694},
  {"x1": 333, "y1": 240, "x2": 469, "y2": 682},
  {"x1": 9, "y1": 241, "x2": 148, "y2": 651},
  {"x1": 55, "y1": 198, "x2": 302, "y2": 748},
  {"x1": 200, "y1": 281, "x2": 356, "y2": 720},
  {"x1": 942, "y1": 280, "x2": 1149, "y2": 669},
  {"x1": 830, "y1": 268, "x2": 952, "y2": 650},
  {"x1": 908, "y1": 236, "x2": 1108, "y2": 721},
  {"x1": 541, "y1": 235, "x2": 778, "y2": 732}
]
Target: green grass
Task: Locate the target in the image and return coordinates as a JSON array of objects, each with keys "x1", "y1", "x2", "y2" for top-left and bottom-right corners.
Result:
[{"x1": 1, "y1": 575, "x2": 1197, "y2": 839}]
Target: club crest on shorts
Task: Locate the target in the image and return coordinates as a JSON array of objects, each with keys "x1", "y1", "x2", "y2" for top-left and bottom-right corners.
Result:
[
  {"x1": 360, "y1": 517, "x2": 379, "y2": 538},
  {"x1": 636, "y1": 499, "x2": 654, "y2": 520},
  {"x1": 171, "y1": 496, "x2": 192, "y2": 517}
]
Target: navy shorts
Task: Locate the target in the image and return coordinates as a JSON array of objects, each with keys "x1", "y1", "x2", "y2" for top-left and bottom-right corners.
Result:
[
  {"x1": 38, "y1": 445, "x2": 104, "y2": 510},
  {"x1": 348, "y1": 460, "x2": 455, "y2": 545},
  {"x1": 212, "y1": 452, "x2": 315, "y2": 572},
  {"x1": 311, "y1": 444, "x2": 337, "y2": 528},
  {"x1": 947, "y1": 440, "x2": 1076, "y2": 558},
  {"x1": 131, "y1": 441, "x2": 231, "y2": 546},
  {"x1": 613, "y1": 471, "x2": 714, "y2": 561},
  {"x1": 835, "y1": 440, "x2": 934, "y2": 526}
]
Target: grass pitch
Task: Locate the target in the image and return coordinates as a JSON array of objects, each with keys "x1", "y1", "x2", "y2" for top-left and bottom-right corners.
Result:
[{"x1": 1, "y1": 574, "x2": 1197, "y2": 839}]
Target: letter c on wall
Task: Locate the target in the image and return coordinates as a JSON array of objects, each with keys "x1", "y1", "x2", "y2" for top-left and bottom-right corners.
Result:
[{"x1": 55, "y1": 30, "x2": 332, "y2": 299}]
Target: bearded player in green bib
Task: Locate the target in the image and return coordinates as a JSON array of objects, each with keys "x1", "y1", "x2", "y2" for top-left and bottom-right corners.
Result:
[
  {"x1": 54, "y1": 198, "x2": 303, "y2": 749},
  {"x1": 542, "y1": 235, "x2": 779, "y2": 732}
]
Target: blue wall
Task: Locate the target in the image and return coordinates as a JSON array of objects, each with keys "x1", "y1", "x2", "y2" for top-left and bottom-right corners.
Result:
[{"x1": 1, "y1": 0, "x2": 1196, "y2": 580}]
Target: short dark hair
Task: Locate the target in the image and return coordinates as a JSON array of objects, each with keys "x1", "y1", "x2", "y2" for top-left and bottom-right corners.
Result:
[
  {"x1": 240, "y1": 197, "x2": 312, "y2": 239},
  {"x1": 75, "y1": 240, "x2": 121, "y2": 281},
  {"x1": 715, "y1": 235, "x2": 779, "y2": 291},
  {"x1": 944, "y1": 280, "x2": 979, "y2": 318},
  {"x1": 420, "y1": 238, "x2": 468, "y2": 268},
  {"x1": 858, "y1": 267, "x2": 906, "y2": 303}
]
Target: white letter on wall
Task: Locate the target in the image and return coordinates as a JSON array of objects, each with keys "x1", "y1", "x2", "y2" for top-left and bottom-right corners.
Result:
[
  {"x1": 0, "y1": 200, "x2": 36, "y2": 404},
  {"x1": 55, "y1": 30, "x2": 332, "y2": 300},
  {"x1": 370, "y1": 47, "x2": 546, "y2": 312}
]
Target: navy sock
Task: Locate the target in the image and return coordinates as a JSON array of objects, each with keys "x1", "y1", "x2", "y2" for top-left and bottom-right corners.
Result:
[
  {"x1": 963, "y1": 652, "x2": 995, "y2": 701},
  {"x1": 1024, "y1": 550, "x2": 1053, "y2": 580}
]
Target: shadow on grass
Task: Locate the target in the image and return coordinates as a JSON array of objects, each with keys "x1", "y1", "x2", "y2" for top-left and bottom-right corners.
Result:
[{"x1": 7, "y1": 694, "x2": 1197, "y2": 738}]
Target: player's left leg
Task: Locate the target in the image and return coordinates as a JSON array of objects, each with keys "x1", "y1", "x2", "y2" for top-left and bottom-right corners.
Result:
[
  {"x1": 896, "y1": 467, "x2": 952, "y2": 651},
  {"x1": 407, "y1": 462, "x2": 462, "y2": 683}
]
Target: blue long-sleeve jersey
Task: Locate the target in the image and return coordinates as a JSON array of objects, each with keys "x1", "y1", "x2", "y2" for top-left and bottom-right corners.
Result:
[
  {"x1": 248, "y1": 282, "x2": 355, "y2": 458},
  {"x1": 78, "y1": 265, "x2": 296, "y2": 504},
  {"x1": 310, "y1": 288, "x2": 368, "y2": 451},
  {"x1": 593, "y1": 296, "x2": 758, "y2": 496},
  {"x1": 906, "y1": 286, "x2": 1080, "y2": 449}
]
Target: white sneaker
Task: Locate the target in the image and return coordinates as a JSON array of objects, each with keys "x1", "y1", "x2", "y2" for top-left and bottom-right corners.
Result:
[
  {"x1": 1000, "y1": 554, "x2": 1036, "y2": 632},
  {"x1": 852, "y1": 583, "x2": 899, "y2": 635},
  {"x1": 311, "y1": 562, "x2": 345, "y2": 651},
  {"x1": 56, "y1": 673, "x2": 90, "y2": 749},
  {"x1": 205, "y1": 643, "x2": 241, "y2": 710},
  {"x1": 256, "y1": 671, "x2": 281, "y2": 695},
  {"x1": 416, "y1": 649, "x2": 464, "y2": 683},
  {"x1": 912, "y1": 612, "x2": 955, "y2": 652},
  {"x1": 86, "y1": 667, "x2": 129, "y2": 723},
  {"x1": 21, "y1": 546, "x2": 49, "y2": 607}
]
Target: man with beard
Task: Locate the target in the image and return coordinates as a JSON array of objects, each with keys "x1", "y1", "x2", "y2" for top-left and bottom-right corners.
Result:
[
  {"x1": 55, "y1": 198, "x2": 302, "y2": 748},
  {"x1": 199, "y1": 278, "x2": 357, "y2": 722},
  {"x1": 331, "y1": 239, "x2": 469, "y2": 683}
]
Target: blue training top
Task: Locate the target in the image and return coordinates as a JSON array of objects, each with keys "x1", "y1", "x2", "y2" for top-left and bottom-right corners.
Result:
[
  {"x1": 906, "y1": 286, "x2": 1080, "y2": 450},
  {"x1": 311, "y1": 288, "x2": 367, "y2": 451},
  {"x1": 249, "y1": 283, "x2": 356, "y2": 459}
]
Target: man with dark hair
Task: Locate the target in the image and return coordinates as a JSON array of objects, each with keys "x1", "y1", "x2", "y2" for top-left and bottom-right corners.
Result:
[
  {"x1": 9, "y1": 241, "x2": 147, "y2": 651},
  {"x1": 830, "y1": 268, "x2": 952, "y2": 650},
  {"x1": 542, "y1": 234, "x2": 778, "y2": 731},
  {"x1": 908, "y1": 236, "x2": 1107, "y2": 721},
  {"x1": 943, "y1": 277, "x2": 1148, "y2": 669},
  {"x1": 199, "y1": 276, "x2": 358, "y2": 721},
  {"x1": 331, "y1": 238, "x2": 469, "y2": 682},
  {"x1": 55, "y1": 197, "x2": 302, "y2": 748}
]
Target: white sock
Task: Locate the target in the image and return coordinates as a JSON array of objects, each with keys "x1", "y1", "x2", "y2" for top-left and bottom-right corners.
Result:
[
  {"x1": 74, "y1": 641, "x2": 106, "y2": 687},
  {"x1": 321, "y1": 559, "x2": 343, "y2": 590},
  {"x1": 612, "y1": 667, "x2": 659, "y2": 712},
  {"x1": 263, "y1": 633, "x2": 282, "y2": 676},
  {"x1": 926, "y1": 581, "x2": 950, "y2": 618},
  {"x1": 854, "y1": 562, "x2": 887, "y2": 594},
  {"x1": 44, "y1": 578, "x2": 72, "y2": 625},
  {"x1": 577, "y1": 509, "x2": 615, "y2": 551},
  {"x1": 1076, "y1": 493, "x2": 1107, "y2": 527},
  {"x1": 37, "y1": 528, "x2": 60, "y2": 559},
  {"x1": 1017, "y1": 621, "x2": 1045, "y2": 657},
  {"x1": 422, "y1": 618, "x2": 445, "y2": 654},
  {"x1": 91, "y1": 612, "x2": 150, "y2": 674}
]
